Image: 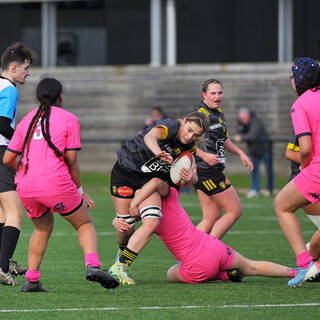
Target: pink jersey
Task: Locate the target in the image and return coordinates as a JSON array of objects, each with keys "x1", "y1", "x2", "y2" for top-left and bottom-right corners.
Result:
[
  {"x1": 291, "y1": 89, "x2": 320, "y2": 165},
  {"x1": 8, "y1": 106, "x2": 81, "y2": 197},
  {"x1": 156, "y1": 187, "x2": 216, "y2": 262}
]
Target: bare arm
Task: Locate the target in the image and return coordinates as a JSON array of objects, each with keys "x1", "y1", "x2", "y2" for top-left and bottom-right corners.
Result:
[
  {"x1": 224, "y1": 138, "x2": 253, "y2": 171},
  {"x1": 129, "y1": 178, "x2": 169, "y2": 216},
  {"x1": 144, "y1": 127, "x2": 173, "y2": 163},
  {"x1": 2, "y1": 149, "x2": 19, "y2": 171},
  {"x1": 65, "y1": 150, "x2": 95, "y2": 210},
  {"x1": 196, "y1": 147, "x2": 220, "y2": 166},
  {"x1": 285, "y1": 148, "x2": 300, "y2": 164},
  {"x1": 298, "y1": 135, "x2": 312, "y2": 169}
]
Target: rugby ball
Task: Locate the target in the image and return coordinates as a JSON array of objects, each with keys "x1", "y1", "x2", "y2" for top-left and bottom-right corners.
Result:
[{"x1": 170, "y1": 151, "x2": 195, "y2": 186}]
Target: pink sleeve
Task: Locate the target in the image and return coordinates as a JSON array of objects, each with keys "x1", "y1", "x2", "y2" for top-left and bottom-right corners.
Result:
[
  {"x1": 7, "y1": 122, "x2": 25, "y2": 153},
  {"x1": 66, "y1": 115, "x2": 81, "y2": 150},
  {"x1": 291, "y1": 102, "x2": 311, "y2": 137}
]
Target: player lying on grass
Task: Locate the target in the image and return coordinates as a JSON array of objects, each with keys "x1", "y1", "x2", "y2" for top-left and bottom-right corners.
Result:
[{"x1": 113, "y1": 177, "x2": 298, "y2": 284}]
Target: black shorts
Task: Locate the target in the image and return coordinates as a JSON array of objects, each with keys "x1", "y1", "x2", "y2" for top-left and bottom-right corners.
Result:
[
  {"x1": 194, "y1": 166, "x2": 231, "y2": 196},
  {"x1": 110, "y1": 161, "x2": 157, "y2": 199},
  {"x1": 0, "y1": 146, "x2": 16, "y2": 193}
]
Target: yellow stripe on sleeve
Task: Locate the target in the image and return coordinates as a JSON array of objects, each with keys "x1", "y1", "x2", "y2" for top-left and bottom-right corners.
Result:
[{"x1": 155, "y1": 125, "x2": 169, "y2": 140}]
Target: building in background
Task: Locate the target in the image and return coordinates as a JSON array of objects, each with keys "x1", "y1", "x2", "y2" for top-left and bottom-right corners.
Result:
[{"x1": 0, "y1": 0, "x2": 319, "y2": 67}]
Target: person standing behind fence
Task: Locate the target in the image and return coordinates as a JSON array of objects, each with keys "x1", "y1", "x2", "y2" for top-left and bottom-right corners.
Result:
[
  {"x1": 234, "y1": 108, "x2": 274, "y2": 198},
  {"x1": 3, "y1": 78, "x2": 119, "y2": 291},
  {"x1": 0, "y1": 42, "x2": 34, "y2": 285},
  {"x1": 193, "y1": 79, "x2": 253, "y2": 240},
  {"x1": 274, "y1": 57, "x2": 320, "y2": 287}
]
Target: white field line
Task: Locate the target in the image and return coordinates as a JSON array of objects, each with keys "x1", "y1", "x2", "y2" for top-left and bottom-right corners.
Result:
[{"x1": 1, "y1": 303, "x2": 320, "y2": 313}]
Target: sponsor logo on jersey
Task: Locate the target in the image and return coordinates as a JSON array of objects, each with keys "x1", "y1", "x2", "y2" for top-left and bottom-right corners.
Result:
[
  {"x1": 210, "y1": 123, "x2": 222, "y2": 130},
  {"x1": 117, "y1": 186, "x2": 134, "y2": 197}
]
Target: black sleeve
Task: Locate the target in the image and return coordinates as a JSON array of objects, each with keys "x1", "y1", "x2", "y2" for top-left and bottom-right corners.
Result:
[{"x1": 0, "y1": 116, "x2": 14, "y2": 140}]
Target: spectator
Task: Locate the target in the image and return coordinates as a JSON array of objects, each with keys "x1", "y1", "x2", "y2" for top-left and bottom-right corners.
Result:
[
  {"x1": 142, "y1": 107, "x2": 167, "y2": 133},
  {"x1": 234, "y1": 108, "x2": 274, "y2": 198}
]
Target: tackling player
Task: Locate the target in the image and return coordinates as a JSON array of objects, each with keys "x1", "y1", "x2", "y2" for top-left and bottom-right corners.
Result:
[
  {"x1": 109, "y1": 111, "x2": 209, "y2": 284},
  {"x1": 114, "y1": 177, "x2": 297, "y2": 284}
]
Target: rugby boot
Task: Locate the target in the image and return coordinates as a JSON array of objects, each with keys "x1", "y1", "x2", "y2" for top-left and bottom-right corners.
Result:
[
  {"x1": 288, "y1": 261, "x2": 319, "y2": 287},
  {"x1": 86, "y1": 265, "x2": 119, "y2": 289},
  {"x1": 21, "y1": 278, "x2": 47, "y2": 292},
  {"x1": 0, "y1": 267, "x2": 18, "y2": 285},
  {"x1": 9, "y1": 259, "x2": 27, "y2": 277},
  {"x1": 109, "y1": 261, "x2": 135, "y2": 285}
]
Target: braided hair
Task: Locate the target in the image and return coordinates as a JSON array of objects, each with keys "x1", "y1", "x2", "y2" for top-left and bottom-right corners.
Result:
[{"x1": 19, "y1": 78, "x2": 64, "y2": 174}]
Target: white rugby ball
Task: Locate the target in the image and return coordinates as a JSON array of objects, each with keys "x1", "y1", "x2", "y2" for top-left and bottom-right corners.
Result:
[{"x1": 170, "y1": 151, "x2": 195, "y2": 186}]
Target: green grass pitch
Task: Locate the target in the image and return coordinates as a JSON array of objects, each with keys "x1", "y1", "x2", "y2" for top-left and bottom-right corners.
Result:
[{"x1": 2, "y1": 173, "x2": 320, "y2": 319}]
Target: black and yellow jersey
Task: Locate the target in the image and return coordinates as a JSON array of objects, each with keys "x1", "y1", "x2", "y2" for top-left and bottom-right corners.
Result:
[
  {"x1": 194, "y1": 102, "x2": 228, "y2": 169},
  {"x1": 117, "y1": 118, "x2": 196, "y2": 175}
]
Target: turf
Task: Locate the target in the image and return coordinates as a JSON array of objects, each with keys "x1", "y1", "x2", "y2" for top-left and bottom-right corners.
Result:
[{"x1": 2, "y1": 174, "x2": 320, "y2": 319}]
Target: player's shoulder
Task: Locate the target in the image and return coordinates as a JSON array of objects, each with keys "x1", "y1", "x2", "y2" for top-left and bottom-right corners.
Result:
[
  {"x1": 0, "y1": 79, "x2": 18, "y2": 98},
  {"x1": 0, "y1": 77, "x2": 15, "y2": 90},
  {"x1": 156, "y1": 118, "x2": 178, "y2": 127},
  {"x1": 51, "y1": 106, "x2": 78, "y2": 121}
]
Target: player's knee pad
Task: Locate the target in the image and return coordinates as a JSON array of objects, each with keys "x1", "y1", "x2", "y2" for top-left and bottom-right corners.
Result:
[
  {"x1": 140, "y1": 206, "x2": 162, "y2": 221},
  {"x1": 116, "y1": 213, "x2": 136, "y2": 227}
]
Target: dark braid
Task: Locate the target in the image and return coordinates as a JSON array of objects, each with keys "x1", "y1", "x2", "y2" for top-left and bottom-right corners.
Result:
[
  {"x1": 18, "y1": 104, "x2": 44, "y2": 174},
  {"x1": 40, "y1": 104, "x2": 64, "y2": 161},
  {"x1": 19, "y1": 78, "x2": 64, "y2": 174}
]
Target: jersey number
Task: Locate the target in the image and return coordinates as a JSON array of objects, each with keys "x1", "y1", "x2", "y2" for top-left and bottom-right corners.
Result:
[{"x1": 33, "y1": 118, "x2": 45, "y2": 140}]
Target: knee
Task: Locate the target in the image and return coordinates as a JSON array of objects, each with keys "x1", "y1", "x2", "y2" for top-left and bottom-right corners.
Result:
[
  {"x1": 5, "y1": 210, "x2": 23, "y2": 228},
  {"x1": 273, "y1": 196, "x2": 281, "y2": 215},
  {"x1": 142, "y1": 218, "x2": 160, "y2": 234},
  {"x1": 226, "y1": 205, "x2": 242, "y2": 219},
  {"x1": 167, "y1": 265, "x2": 179, "y2": 282}
]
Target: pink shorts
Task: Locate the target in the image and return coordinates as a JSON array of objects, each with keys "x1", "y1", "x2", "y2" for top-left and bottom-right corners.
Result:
[
  {"x1": 294, "y1": 165, "x2": 320, "y2": 204},
  {"x1": 19, "y1": 188, "x2": 83, "y2": 219},
  {"x1": 178, "y1": 237, "x2": 235, "y2": 283}
]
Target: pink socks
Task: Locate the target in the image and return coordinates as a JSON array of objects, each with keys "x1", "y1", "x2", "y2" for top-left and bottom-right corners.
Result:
[
  {"x1": 290, "y1": 269, "x2": 298, "y2": 278},
  {"x1": 85, "y1": 252, "x2": 101, "y2": 268},
  {"x1": 296, "y1": 251, "x2": 313, "y2": 269},
  {"x1": 26, "y1": 270, "x2": 40, "y2": 282}
]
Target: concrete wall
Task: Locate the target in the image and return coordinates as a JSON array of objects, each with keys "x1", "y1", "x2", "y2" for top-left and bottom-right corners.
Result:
[{"x1": 16, "y1": 63, "x2": 296, "y2": 176}]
